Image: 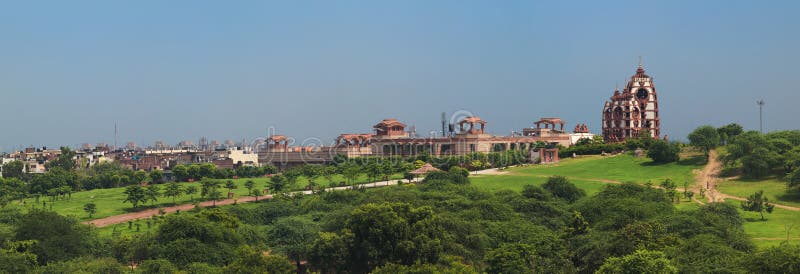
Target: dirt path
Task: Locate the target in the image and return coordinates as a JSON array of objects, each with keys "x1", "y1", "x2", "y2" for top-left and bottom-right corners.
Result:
[
  {"x1": 694, "y1": 150, "x2": 800, "y2": 211},
  {"x1": 693, "y1": 150, "x2": 724, "y2": 202},
  {"x1": 85, "y1": 195, "x2": 268, "y2": 227},
  {"x1": 85, "y1": 179, "x2": 408, "y2": 227}
]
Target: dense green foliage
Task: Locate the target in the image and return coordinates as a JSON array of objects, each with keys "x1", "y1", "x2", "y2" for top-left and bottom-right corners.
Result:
[
  {"x1": 688, "y1": 125, "x2": 721, "y2": 157},
  {"x1": 721, "y1": 129, "x2": 800, "y2": 179},
  {"x1": 1, "y1": 161, "x2": 798, "y2": 273},
  {"x1": 646, "y1": 140, "x2": 681, "y2": 163}
]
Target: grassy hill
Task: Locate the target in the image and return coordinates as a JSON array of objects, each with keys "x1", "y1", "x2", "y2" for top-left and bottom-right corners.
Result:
[
  {"x1": 472, "y1": 152, "x2": 704, "y2": 194},
  {"x1": 471, "y1": 151, "x2": 800, "y2": 249}
]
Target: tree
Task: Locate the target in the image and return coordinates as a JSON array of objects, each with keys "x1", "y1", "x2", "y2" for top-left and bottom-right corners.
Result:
[
  {"x1": 162, "y1": 182, "x2": 183, "y2": 203},
  {"x1": 83, "y1": 203, "x2": 97, "y2": 218},
  {"x1": 244, "y1": 180, "x2": 255, "y2": 195},
  {"x1": 132, "y1": 170, "x2": 148, "y2": 184},
  {"x1": 0, "y1": 177, "x2": 27, "y2": 205},
  {"x1": 688, "y1": 126, "x2": 720, "y2": 158},
  {"x1": 145, "y1": 184, "x2": 160, "y2": 205},
  {"x1": 301, "y1": 165, "x2": 321, "y2": 186},
  {"x1": 34, "y1": 257, "x2": 128, "y2": 273},
  {"x1": 268, "y1": 175, "x2": 290, "y2": 193},
  {"x1": 172, "y1": 165, "x2": 189, "y2": 182},
  {"x1": 251, "y1": 189, "x2": 262, "y2": 201},
  {"x1": 597, "y1": 249, "x2": 677, "y2": 274},
  {"x1": 1, "y1": 160, "x2": 24, "y2": 179},
  {"x1": 269, "y1": 217, "x2": 318, "y2": 269},
  {"x1": 28, "y1": 167, "x2": 77, "y2": 195},
  {"x1": 484, "y1": 243, "x2": 541, "y2": 274},
  {"x1": 198, "y1": 163, "x2": 216, "y2": 178},
  {"x1": 449, "y1": 166, "x2": 470, "y2": 178},
  {"x1": 742, "y1": 147, "x2": 781, "y2": 178},
  {"x1": 185, "y1": 185, "x2": 198, "y2": 201},
  {"x1": 646, "y1": 140, "x2": 680, "y2": 163},
  {"x1": 14, "y1": 209, "x2": 94, "y2": 264},
  {"x1": 784, "y1": 147, "x2": 800, "y2": 174},
  {"x1": 224, "y1": 180, "x2": 237, "y2": 196},
  {"x1": 149, "y1": 170, "x2": 163, "y2": 184},
  {"x1": 187, "y1": 165, "x2": 201, "y2": 180},
  {"x1": 0, "y1": 245, "x2": 37, "y2": 273},
  {"x1": 225, "y1": 245, "x2": 295, "y2": 274},
  {"x1": 308, "y1": 231, "x2": 354, "y2": 273},
  {"x1": 542, "y1": 176, "x2": 585, "y2": 203},
  {"x1": 283, "y1": 168, "x2": 301, "y2": 186},
  {"x1": 138, "y1": 259, "x2": 179, "y2": 273},
  {"x1": 123, "y1": 185, "x2": 147, "y2": 209},
  {"x1": 660, "y1": 179, "x2": 678, "y2": 203},
  {"x1": 45, "y1": 147, "x2": 77, "y2": 171},
  {"x1": 682, "y1": 181, "x2": 692, "y2": 202},
  {"x1": 321, "y1": 166, "x2": 336, "y2": 185},
  {"x1": 789, "y1": 169, "x2": 800, "y2": 191},
  {"x1": 344, "y1": 202, "x2": 442, "y2": 272},
  {"x1": 365, "y1": 163, "x2": 382, "y2": 182},
  {"x1": 341, "y1": 164, "x2": 361, "y2": 185},
  {"x1": 741, "y1": 190, "x2": 775, "y2": 220},
  {"x1": 744, "y1": 244, "x2": 800, "y2": 273},
  {"x1": 717, "y1": 123, "x2": 744, "y2": 145},
  {"x1": 521, "y1": 184, "x2": 550, "y2": 200},
  {"x1": 201, "y1": 180, "x2": 223, "y2": 206}
]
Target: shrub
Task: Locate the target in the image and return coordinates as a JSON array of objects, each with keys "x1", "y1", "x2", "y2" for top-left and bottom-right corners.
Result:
[
  {"x1": 542, "y1": 176, "x2": 585, "y2": 203},
  {"x1": 647, "y1": 140, "x2": 680, "y2": 163}
]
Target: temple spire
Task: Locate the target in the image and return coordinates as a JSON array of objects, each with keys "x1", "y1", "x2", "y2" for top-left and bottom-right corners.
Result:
[{"x1": 638, "y1": 55, "x2": 643, "y2": 68}]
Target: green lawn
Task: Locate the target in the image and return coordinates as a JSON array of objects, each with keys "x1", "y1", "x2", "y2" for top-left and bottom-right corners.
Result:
[
  {"x1": 13, "y1": 173, "x2": 401, "y2": 222},
  {"x1": 724, "y1": 199, "x2": 800, "y2": 249},
  {"x1": 512, "y1": 153, "x2": 704, "y2": 184},
  {"x1": 471, "y1": 152, "x2": 705, "y2": 197},
  {"x1": 717, "y1": 177, "x2": 800, "y2": 208},
  {"x1": 471, "y1": 174, "x2": 608, "y2": 196}
]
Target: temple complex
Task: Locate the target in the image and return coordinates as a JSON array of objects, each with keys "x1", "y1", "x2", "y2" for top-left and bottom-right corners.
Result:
[
  {"x1": 367, "y1": 116, "x2": 572, "y2": 157},
  {"x1": 602, "y1": 62, "x2": 661, "y2": 142},
  {"x1": 255, "y1": 115, "x2": 590, "y2": 168}
]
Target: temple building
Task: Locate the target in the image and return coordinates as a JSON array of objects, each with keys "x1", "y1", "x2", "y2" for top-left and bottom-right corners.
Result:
[
  {"x1": 255, "y1": 116, "x2": 592, "y2": 167},
  {"x1": 368, "y1": 116, "x2": 573, "y2": 157},
  {"x1": 602, "y1": 62, "x2": 661, "y2": 142}
]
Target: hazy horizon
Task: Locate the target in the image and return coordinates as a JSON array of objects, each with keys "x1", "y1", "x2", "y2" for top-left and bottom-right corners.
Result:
[{"x1": 2, "y1": 1, "x2": 798, "y2": 152}]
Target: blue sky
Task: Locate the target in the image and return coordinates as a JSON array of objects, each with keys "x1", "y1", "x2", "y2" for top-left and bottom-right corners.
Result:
[{"x1": 1, "y1": 1, "x2": 798, "y2": 151}]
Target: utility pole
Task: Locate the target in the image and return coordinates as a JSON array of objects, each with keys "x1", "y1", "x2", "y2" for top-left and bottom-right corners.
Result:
[{"x1": 756, "y1": 99, "x2": 765, "y2": 134}]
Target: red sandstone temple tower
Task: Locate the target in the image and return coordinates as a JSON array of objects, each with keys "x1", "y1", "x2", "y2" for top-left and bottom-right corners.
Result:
[{"x1": 602, "y1": 62, "x2": 661, "y2": 142}]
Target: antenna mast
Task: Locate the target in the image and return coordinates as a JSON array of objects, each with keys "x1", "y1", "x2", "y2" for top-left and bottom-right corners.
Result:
[{"x1": 757, "y1": 99, "x2": 765, "y2": 133}]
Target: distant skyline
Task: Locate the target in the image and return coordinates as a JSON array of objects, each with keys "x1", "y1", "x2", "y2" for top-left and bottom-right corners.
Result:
[{"x1": 1, "y1": 1, "x2": 799, "y2": 152}]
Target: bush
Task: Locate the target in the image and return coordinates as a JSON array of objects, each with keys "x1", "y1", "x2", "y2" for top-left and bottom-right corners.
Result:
[
  {"x1": 560, "y1": 143, "x2": 626, "y2": 158},
  {"x1": 647, "y1": 140, "x2": 681, "y2": 163},
  {"x1": 542, "y1": 176, "x2": 585, "y2": 203},
  {"x1": 422, "y1": 171, "x2": 469, "y2": 185},
  {"x1": 521, "y1": 185, "x2": 551, "y2": 201},
  {"x1": 449, "y1": 166, "x2": 470, "y2": 178},
  {"x1": 138, "y1": 259, "x2": 179, "y2": 274}
]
